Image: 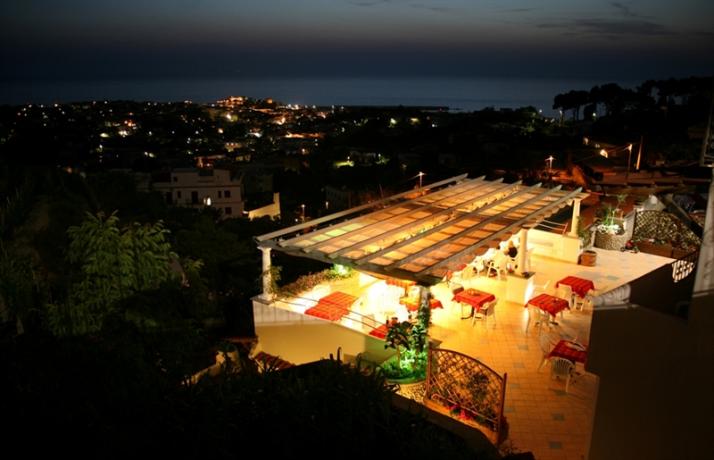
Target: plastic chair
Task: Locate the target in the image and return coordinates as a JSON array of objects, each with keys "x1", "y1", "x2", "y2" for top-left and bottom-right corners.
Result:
[
  {"x1": 472, "y1": 258, "x2": 486, "y2": 277},
  {"x1": 550, "y1": 357, "x2": 576, "y2": 393},
  {"x1": 486, "y1": 253, "x2": 508, "y2": 280},
  {"x1": 533, "y1": 279, "x2": 551, "y2": 296},
  {"x1": 555, "y1": 283, "x2": 573, "y2": 319},
  {"x1": 556, "y1": 283, "x2": 573, "y2": 307},
  {"x1": 472, "y1": 299, "x2": 496, "y2": 328},
  {"x1": 538, "y1": 333, "x2": 555, "y2": 371}
]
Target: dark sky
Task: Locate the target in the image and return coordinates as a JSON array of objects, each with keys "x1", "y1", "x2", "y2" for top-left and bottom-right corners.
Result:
[{"x1": 2, "y1": 0, "x2": 713, "y2": 81}]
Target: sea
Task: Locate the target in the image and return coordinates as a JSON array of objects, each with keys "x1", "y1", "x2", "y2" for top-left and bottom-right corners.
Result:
[{"x1": 0, "y1": 76, "x2": 635, "y2": 116}]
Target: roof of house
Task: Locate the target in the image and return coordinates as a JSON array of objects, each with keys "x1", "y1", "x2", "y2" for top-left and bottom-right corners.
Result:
[{"x1": 257, "y1": 174, "x2": 588, "y2": 284}]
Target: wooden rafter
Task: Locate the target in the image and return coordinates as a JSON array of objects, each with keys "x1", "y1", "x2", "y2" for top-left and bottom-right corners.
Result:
[
  {"x1": 315, "y1": 179, "x2": 512, "y2": 257},
  {"x1": 386, "y1": 185, "x2": 560, "y2": 273},
  {"x1": 255, "y1": 173, "x2": 467, "y2": 242},
  {"x1": 300, "y1": 177, "x2": 493, "y2": 252},
  {"x1": 416, "y1": 187, "x2": 583, "y2": 276}
]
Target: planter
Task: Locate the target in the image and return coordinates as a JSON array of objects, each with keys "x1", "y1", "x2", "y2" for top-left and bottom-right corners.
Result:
[
  {"x1": 579, "y1": 250, "x2": 597, "y2": 266},
  {"x1": 594, "y1": 231, "x2": 629, "y2": 251}
]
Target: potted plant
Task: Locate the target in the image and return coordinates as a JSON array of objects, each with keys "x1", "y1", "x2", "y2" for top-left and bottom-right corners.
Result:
[
  {"x1": 594, "y1": 194, "x2": 630, "y2": 250},
  {"x1": 380, "y1": 287, "x2": 431, "y2": 383}
]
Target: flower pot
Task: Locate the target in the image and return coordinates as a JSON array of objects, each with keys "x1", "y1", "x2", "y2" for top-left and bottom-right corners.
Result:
[
  {"x1": 580, "y1": 250, "x2": 597, "y2": 266},
  {"x1": 594, "y1": 231, "x2": 629, "y2": 251}
]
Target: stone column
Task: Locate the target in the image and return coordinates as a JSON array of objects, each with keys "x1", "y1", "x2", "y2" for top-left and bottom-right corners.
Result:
[
  {"x1": 260, "y1": 246, "x2": 273, "y2": 300},
  {"x1": 518, "y1": 227, "x2": 528, "y2": 274},
  {"x1": 570, "y1": 199, "x2": 581, "y2": 237}
]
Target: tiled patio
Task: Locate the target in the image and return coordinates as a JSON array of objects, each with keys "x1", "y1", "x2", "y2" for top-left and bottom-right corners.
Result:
[
  {"x1": 256, "y1": 247, "x2": 673, "y2": 460},
  {"x1": 426, "y1": 248, "x2": 672, "y2": 460}
]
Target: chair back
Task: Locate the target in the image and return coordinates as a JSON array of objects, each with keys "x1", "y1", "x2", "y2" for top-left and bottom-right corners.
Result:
[
  {"x1": 556, "y1": 283, "x2": 573, "y2": 306},
  {"x1": 539, "y1": 333, "x2": 553, "y2": 356},
  {"x1": 484, "y1": 300, "x2": 496, "y2": 317},
  {"x1": 534, "y1": 279, "x2": 551, "y2": 295},
  {"x1": 550, "y1": 357, "x2": 575, "y2": 378}
]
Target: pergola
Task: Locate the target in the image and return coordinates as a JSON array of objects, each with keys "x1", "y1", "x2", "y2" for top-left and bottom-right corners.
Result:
[{"x1": 257, "y1": 174, "x2": 588, "y2": 292}]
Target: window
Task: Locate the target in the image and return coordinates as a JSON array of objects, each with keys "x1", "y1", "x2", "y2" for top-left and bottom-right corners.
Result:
[
  {"x1": 191, "y1": 191, "x2": 199, "y2": 204},
  {"x1": 224, "y1": 190, "x2": 231, "y2": 198},
  {"x1": 172, "y1": 176, "x2": 178, "y2": 182},
  {"x1": 224, "y1": 207, "x2": 232, "y2": 215},
  {"x1": 177, "y1": 190, "x2": 182, "y2": 199},
  {"x1": 218, "y1": 190, "x2": 222, "y2": 198}
]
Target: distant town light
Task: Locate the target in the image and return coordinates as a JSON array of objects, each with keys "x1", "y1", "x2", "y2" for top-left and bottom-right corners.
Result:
[{"x1": 599, "y1": 149, "x2": 608, "y2": 158}]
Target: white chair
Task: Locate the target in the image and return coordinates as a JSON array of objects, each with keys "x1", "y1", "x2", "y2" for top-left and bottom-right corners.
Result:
[
  {"x1": 538, "y1": 333, "x2": 555, "y2": 371},
  {"x1": 555, "y1": 284, "x2": 573, "y2": 321},
  {"x1": 555, "y1": 283, "x2": 574, "y2": 308},
  {"x1": 472, "y1": 258, "x2": 486, "y2": 277},
  {"x1": 533, "y1": 279, "x2": 551, "y2": 296},
  {"x1": 550, "y1": 357, "x2": 576, "y2": 393},
  {"x1": 472, "y1": 299, "x2": 497, "y2": 328},
  {"x1": 573, "y1": 289, "x2": 595, "y2": 311},
  {"x1": 486, "y1": 252, "x2": 508, "y2": 280}
]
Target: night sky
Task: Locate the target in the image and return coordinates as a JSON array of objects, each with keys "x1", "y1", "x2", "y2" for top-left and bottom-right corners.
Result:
[{"x1": 2, "y1": 0, "x2": 713, "y2": 81}]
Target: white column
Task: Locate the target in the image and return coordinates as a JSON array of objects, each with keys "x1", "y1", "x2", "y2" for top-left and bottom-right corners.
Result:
[
  {"x1": 260, "y1": 246, "x2": 273, "y2": 299},
  {"x1": 518, "y1": 228, "x2": 528, "y2": 274},
  {"x1": 570, "y1": 199, "x2": 581, "y2": 237}
]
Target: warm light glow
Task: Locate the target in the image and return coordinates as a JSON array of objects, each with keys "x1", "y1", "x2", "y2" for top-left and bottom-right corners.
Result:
[{"x1": 599, "y1": 149, "x2": 608, "y2": 158}]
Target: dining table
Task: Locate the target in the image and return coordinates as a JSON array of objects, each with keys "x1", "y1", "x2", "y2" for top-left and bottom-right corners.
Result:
[
  {"x1": 547, "y1": 339, "x2": 588, "y2": 365},
  {"x1": 525, "y1": 293, "x2": 570, "y2": 323},
  {"x1": 452, "y1": 288, "x2": 495, "y2": 319},
  {"x1": 556, "y1": 276, "x2": 595, "y2": 298}
]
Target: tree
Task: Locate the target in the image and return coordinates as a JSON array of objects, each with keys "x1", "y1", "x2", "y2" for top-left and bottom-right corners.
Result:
[{"x1": 45, "y1": 211, "x2": 177, "y2": 336}]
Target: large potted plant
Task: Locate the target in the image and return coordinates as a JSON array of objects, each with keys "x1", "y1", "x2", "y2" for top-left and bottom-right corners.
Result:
[
  {"x1": 594, "y1": 194, "x2": 629, "y2": 250},
  {"x1": 380, "y1": 287, "x2": 431, "y2": 383}
]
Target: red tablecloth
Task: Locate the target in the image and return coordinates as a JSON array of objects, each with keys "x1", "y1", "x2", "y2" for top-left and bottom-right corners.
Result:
[
  {"x1": 556, "y1": 276, "x2": 595, "y2": 298},
  {"x1": 305, "y1": 291, "x2": 357, "y2": 321},
  {"x1": 452, "y1": 288, "x2": 495, "y2": 311},
  {"x1": 547, "y1": 339, "x2": 588, "y2": 364},
  {"x1": 525, "y1": 293, "x2": 570, "y2": 318},
  {"x1": 369, "y1": 324, "x2": 389, "y2": 339},
  {"x1": 386, "y1": 277, "x2": 416, "y2": 291},
  {"x1": 399, "y1": 297, "x2": 444, "y2": 312}
]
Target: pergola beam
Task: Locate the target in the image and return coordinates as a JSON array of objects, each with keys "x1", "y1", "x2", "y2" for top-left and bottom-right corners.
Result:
[
  {"x1": 417, "y1": 187, "x2": 583, "y2": 276},
  {"x1": 301, "y1": 177, "x2": 491, "y2": 252},
  {"x1": 354, "y1": 181, "x2": 535, "y2": 266},
  {"x1": 255, "y1": 173, "x2": 467, "y2": 242},
  {"x1": 389, "y1": 184, "x2": 559, "y2": 272},
  {"x1": 320, "y1": 179, "x2": 511, "y2": 257}
]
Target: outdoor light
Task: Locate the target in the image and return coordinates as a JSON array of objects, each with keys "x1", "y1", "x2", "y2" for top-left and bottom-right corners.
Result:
[{"x1": 599, "y1": 149, "x2": 608, "y2": 158}]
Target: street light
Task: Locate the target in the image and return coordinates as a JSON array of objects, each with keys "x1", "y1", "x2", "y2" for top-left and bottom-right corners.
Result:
[
  {"x1": 546, "y1": 156, "x2": 554, "y2": 175},
  {"x1": 626, "y1": 143, "x2": 633, "y2": 182},
  {"x1": 300, "y1": 204, "x2": 305, "y2": 222},
  {"x1": 417, "y1": 171, "x2": 424, "y2": 189}
]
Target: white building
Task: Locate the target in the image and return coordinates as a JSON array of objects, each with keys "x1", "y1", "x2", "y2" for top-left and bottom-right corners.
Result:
[{"x1": 153, "y1": 168, "x2": 244, "y2": 218}]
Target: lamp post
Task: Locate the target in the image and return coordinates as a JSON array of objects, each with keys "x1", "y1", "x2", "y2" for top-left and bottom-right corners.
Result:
[
  {"x1": 546, "y1": 156, "x2": 554, "y2": 176},
  {"x1": 626, "y1": 143, "x2": 633, "y2": 183},
  {"x1": 300, "y1": 203, "x2": 305, "y2": 222},
  {"x1": 417, "y1": 171, "x2": 424, "y2": 189}
]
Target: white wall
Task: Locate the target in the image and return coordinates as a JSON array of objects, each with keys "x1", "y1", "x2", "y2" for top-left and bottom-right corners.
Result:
[{"x1": 528, "y1": 229, "x2": 581, "y2": 263}]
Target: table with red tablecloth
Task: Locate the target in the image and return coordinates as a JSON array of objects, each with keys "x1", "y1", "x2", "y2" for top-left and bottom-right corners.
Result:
[
  {"x1": 305, "y1": 291, "x2": 357, "y2": 321},
  {"x1": 556, "y1": 276, "x2": 595, "y2": 299},
  {"x1": 525, "y1": 293, "x2": 570, "y2": 319},
  {"x1": 386, "y1": 277, "x2": 417, "y2": 293},
  {"x1": 547, "y1": 339, "x2": 588, "y2": 364},
  {"x1": 452, "y1": 288, "x2": 495, "y2": 319},
  {"x1": 399, "y1": 297, "x2": 443, "y2": 312}
]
